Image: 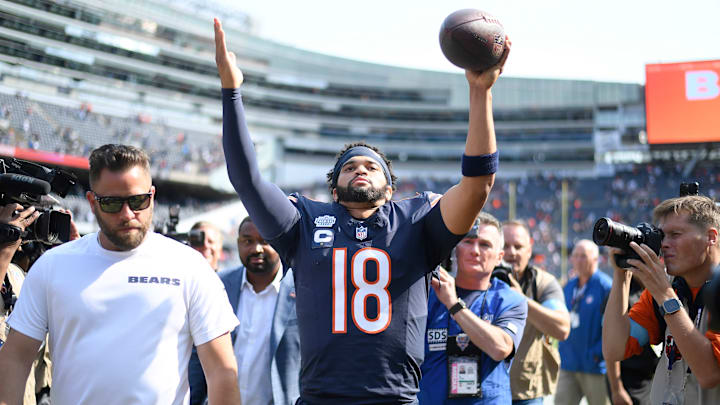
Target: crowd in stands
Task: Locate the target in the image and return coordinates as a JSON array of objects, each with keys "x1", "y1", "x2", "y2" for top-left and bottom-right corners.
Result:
[{"x1": 0, "y1": 92, "x2": 224, "y2": 176}]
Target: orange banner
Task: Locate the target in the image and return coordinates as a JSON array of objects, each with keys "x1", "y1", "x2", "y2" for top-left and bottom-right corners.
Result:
[
  {"x1": 0, "y1": 146, "x2": 89, "y2": 169},
  {"x1": 645, "y1": 60, "x2": 720, "y2": 144}
]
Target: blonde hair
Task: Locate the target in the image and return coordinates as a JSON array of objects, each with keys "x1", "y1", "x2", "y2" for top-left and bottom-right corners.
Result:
[{"x1": 653, "y1": 195, "x2": 720, "y2": 230}]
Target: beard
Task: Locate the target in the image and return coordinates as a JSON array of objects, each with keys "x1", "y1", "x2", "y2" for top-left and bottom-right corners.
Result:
[
  {"x1": 335, "y1": 182, "x2": 385, "y2": 204},
  {"x1": 96, "y1": 212, "x2": 151, "y2": 251},
  {"x1": 243, "y1": 252, "x2": 279, "y2": 274}
]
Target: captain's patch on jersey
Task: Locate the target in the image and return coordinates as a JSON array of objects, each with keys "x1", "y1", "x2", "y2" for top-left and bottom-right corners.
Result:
[
  {"x1": 427, "y1": 328, "x2": 447, "y2": 351},
  {"x1": 312, "y1": 229, "x2": 335, "y2": 248},
  {"x1": 314, "y1": 215, "x2": 336, "y2": 228}
]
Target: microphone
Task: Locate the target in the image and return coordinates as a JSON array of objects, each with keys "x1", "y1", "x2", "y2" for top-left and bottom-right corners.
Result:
[{"x1": 0, "y1": 174, "x2": 52, "y2": 195}]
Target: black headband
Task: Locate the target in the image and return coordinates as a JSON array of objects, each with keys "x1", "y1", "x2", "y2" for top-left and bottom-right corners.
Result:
[{"x1": 330, "y1": 146, "x2": 392, "y2": 188}]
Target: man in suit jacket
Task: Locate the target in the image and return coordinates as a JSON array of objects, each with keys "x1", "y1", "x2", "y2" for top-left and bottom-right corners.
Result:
[{"x1": 190, "y1": 216, "x2": 300, "y2": 405}]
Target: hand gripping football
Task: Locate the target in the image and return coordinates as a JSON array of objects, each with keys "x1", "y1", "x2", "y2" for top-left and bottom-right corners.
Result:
[{"x1": 439, "y1": 9, "x2": 505, "y2": 72}]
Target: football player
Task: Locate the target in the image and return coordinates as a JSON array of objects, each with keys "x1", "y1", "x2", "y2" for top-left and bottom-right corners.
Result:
[{"x1": 214, "y1": 18, "x2": 510, "y2": 404}]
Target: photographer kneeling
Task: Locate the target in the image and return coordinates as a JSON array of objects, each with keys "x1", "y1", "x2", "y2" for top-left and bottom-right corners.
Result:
[{"x1": 602, "y1": 195, "x2": 720, "y2": 404}]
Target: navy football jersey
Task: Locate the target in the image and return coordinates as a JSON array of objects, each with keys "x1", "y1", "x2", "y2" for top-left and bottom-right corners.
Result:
[{"x1": 270, "y1": 192, "x2": 463, "y2": 404}]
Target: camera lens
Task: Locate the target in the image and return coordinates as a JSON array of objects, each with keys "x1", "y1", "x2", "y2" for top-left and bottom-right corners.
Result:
[
  {"x1": 593, "y1": 218, "x2": 611, "y2": 245},
  {"x1": 592, "y1": 217, "x2": 643, "y2": 249}
]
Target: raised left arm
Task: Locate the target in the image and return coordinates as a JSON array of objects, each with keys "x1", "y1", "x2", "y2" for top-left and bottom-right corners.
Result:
[
  {"x1": 440, "y1": 41, "x2": 510, "y2": 235},
  {"x1": 196, "y1": 332, "x2": 242, "y2": 405}
]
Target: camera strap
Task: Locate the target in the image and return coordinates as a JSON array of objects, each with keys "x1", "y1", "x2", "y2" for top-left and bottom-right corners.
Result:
[{"x1": 520, "y1": 265, "x2": 539, "y2": 301}]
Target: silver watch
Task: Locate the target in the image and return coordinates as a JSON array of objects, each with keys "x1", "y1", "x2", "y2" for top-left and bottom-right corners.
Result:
[{"x1": 659, "y1": 298, "x2": 683, "y2": 317}]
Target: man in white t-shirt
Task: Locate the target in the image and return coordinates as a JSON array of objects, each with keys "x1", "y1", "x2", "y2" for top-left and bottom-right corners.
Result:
[{"x1": 0, "y1": 144, "x2": 241, "y2": 405}]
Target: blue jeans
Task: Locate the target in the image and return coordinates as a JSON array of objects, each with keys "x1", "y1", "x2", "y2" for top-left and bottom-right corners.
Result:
[{"x1": 512, "y1": 398, "x2": 544, "y2": 405}]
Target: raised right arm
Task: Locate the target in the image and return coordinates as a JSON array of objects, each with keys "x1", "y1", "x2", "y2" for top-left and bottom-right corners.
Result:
[{"x1": 215, "y1": 19, "x2": 298, "y2": 239}]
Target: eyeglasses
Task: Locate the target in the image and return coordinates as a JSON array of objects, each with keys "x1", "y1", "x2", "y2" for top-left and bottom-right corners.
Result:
[{"x1": 93, "y1": 191, "x2": 153, "y2": 214}]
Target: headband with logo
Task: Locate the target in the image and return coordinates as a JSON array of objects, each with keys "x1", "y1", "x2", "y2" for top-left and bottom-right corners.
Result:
[
  {"x1": 330, "y1": 146, "x2": 392, "y2": 188},
  {"x1": 465, "y1": 217, "x2": 483, "y2": 239}
]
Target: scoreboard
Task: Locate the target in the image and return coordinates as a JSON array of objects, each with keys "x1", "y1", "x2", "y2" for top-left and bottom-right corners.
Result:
[{"x1": 645, "y1": 59, "x2": 720, "y2": 145}]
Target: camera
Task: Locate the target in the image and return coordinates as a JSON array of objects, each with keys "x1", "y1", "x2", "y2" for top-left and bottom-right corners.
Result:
[
  {"x1": 0, "y1": 158, "x2": 77, "y2": 244},
  {"x1": 491, "y1": 261, "x2": 514, "y2": 285},
  {"x1": 592, "y1": 218, "x2": 664, "y2": 268},
  {"x1": 156, "y1": 204, "x2": 205, "y2": 246}
]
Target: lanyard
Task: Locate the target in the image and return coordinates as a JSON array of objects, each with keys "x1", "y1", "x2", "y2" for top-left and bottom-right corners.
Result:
[
  {"x1": 446, "y1": 288, "x2": 488, "y2": 399},
  {"x1": 570, "y1": 283, "x2": 587, "y2": 312}
]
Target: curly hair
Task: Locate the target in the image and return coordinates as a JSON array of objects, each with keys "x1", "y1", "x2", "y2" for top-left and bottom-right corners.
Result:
[{"x1": 325, "y1": 142, "x2": 397, "y2": 191}]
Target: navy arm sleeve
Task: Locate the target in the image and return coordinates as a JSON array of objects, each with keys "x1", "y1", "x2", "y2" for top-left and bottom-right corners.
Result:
[{"x1": 222, "y1": 88, "x2": 300, "y2": 239}]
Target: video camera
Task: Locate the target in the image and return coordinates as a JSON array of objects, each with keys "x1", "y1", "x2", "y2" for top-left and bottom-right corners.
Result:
[
  {"x1": 155, "y1": 204, "x2": 204, "y2": 246},
  {"x1": 0, "y1": 158, "x2": 77, "y2": 244}
]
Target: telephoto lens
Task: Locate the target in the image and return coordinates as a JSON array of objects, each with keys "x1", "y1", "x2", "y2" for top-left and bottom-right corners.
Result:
[
  {"x1": 592, "y1": 217, "x2": 664, "y2": 268},
  {"x1": 592, "y1": 218, "x2": 643, "y2": 248}
]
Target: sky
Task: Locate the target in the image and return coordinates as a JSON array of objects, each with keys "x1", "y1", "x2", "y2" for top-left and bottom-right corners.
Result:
[{"x1": 226, "y1": 0, "x2": 720, "y2": 84}]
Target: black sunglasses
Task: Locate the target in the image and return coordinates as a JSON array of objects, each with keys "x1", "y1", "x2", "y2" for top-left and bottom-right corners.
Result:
[{"x1": 93, "y1": 191, "x2": 153, "y2": 214}]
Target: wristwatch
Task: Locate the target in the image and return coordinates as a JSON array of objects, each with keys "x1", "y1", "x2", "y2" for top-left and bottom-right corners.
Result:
[
  {"x1": 659, "y1": 298, "x2": 683, "y2": 317},
  {"x1": 449, "y1": 298, "x2": 467, "y2": 316}
]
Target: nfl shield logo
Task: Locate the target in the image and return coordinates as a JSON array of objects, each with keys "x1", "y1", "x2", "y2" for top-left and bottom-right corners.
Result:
[
  {"x1": 355, "y1": 225, "x2": 368, "y2": 240},
  {"x1": 456, "y1": 333, "x2": 470, "y2": 351}
]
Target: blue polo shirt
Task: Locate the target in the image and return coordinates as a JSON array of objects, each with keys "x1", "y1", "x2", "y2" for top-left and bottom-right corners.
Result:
[{"x1": 419, "y1": 279, "x2": 527, "y2": 405}]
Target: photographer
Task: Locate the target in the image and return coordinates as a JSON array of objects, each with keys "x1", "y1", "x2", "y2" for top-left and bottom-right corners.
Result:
[
  {"x1": 0, "y1": 204, "x2": 39, "y2": 284},
  {"x1": 502, "y1": 220, "x2": 569, "y2": 404},
  {"x1": 603, "y1": 195, "x2": 720, "y2": 404},
  {"x1": 189, "y1": 221, "x2": 223, "y2": 272},
  {"x1": 1, "y1": 203, "x2": 39, "y2": 405}
]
